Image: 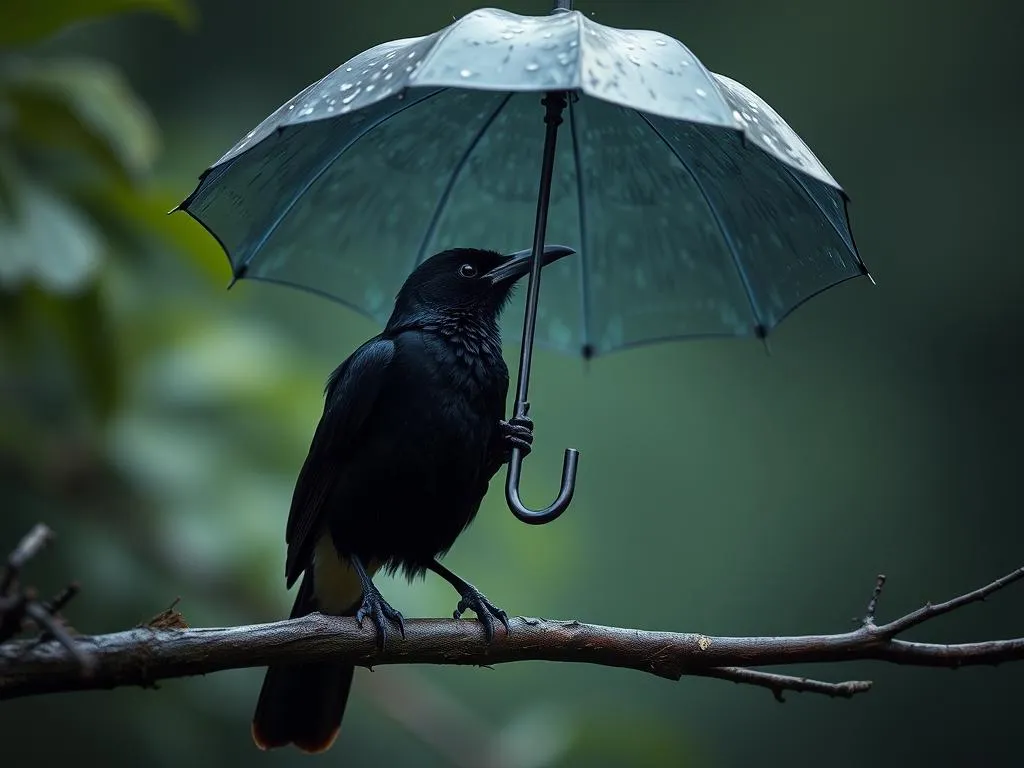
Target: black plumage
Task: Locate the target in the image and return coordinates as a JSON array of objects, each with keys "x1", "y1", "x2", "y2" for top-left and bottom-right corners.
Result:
[{"x1": 252, "y1": 245, "x2": 573, "y2": 754}]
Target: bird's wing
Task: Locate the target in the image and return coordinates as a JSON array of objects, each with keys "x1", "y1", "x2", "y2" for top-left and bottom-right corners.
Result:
[{"x1": 283, "y1": 335, "x2": 395, "y2": 587}]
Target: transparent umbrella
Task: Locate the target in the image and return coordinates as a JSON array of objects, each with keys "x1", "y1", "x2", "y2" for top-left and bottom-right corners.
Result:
[{"x1": 176, "y1": 0, "x2": 869, "y2": 525}]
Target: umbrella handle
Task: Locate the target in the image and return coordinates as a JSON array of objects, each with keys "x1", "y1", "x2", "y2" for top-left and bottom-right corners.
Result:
[
  {"x1": 503, "y1": 90, "x2": 579, "y2": 526},
  {"x1": 506, "y1": 428, "x2": 580, "y2": 525}
]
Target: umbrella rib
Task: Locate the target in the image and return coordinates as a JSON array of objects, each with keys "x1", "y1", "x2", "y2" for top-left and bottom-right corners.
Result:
[
  {"x1": 236, "y1": 88, "x2": 446, "y2": 277},
  {"x1": 635, "y1": 112, "x2": 766, "y2": 332},
  {"x1": 567, "y1": 97, "x2": 593, "y2": 354},
  {"x1": 411, "y1": 92, "x2": 514, "y2": 272},
  {"x1": 778, "y1": 164, "x2": 861, "y2": 262}
]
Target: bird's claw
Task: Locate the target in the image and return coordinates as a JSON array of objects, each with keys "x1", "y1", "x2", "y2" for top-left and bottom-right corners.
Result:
[
  {"x1": 355, "y1": 588, "x2": 405, "y2": 650},
  {"x1": 500, "y1": 415, "x2": 534, "y2": 458},
  {"x1": 453, "y1": 585, "x2": 510, "y2": 642}
]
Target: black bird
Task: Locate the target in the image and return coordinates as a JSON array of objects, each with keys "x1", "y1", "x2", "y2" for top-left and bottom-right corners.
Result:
[{"x1": 251, "y1": 244, "x2": 575, "y2": 754}]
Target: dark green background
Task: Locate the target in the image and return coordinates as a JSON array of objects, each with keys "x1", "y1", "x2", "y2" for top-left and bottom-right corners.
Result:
[{"x1": 2, "y1": 1, "x2": 1022, "y2": 766}]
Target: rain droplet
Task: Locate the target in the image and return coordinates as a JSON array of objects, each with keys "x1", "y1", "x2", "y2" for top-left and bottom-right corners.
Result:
[
  {"x1": 502, "y1": 32, "x2": 514, "y2": 39},
  {"x1": 382, "y1": 63, "x2": 389, "y2": 70},
  {"x1": 342, "y1": 91, "x2": 359, "y2": 104},
  {"x1": 407, "y1": 51, "x2": 417, "y2": 58},
  {"x1": 695, "y1": 88, "x2": 707, "y2": 98},
  {"x1": 732, "y1": 109, "x2": 743, "y2": 122},
  {"x1": 384, "y1": 72, "x2": 393, "y2": 80},
  {"x1": 544, "y1": 32, "x2": 552, "y2": 38},
  {"x1": 345, "y1": 67, "x2": 353, "y2": 72},
  {"x1": 288, "y1": 104, "x2": 295, "y2": 109},
  {"x1": 327, "y1": 106, "x2": 335, "y2": 112},
  {"x1": 525, "y1": 62, "x2": 539, "y2": 72},
  {"x1": 680, "y1": 59, "x2": 691, "y2": 67},
  {"x1": 655, "y1": 39, "x2": 667, "y2": 46},
  {"x1": 628, "y1": 54, "x2": 641, "y2": 65},
  {"x1": 340, "y1": 83, "x2": 352, "y2": 91},
  {"x1": 365, "y1": 84, "x2": 375, "y2": 92},
  {"x1": 297, "y1": 107, "x2": 314, "y2": 116},
  {"x1": 460, "y1": 68, "x2": 473, "y2": 77}
]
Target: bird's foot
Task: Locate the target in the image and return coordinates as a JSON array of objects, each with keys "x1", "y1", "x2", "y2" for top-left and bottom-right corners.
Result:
[
  {"x1": 500, "y1": 414, "x2": 534, "y2": 458},
  {"x1": 355, "y1": 585, "x2": 405, "y2": 650},
  {"x1": 454, "y1": 584, "x2": 510, "y2": 642}
]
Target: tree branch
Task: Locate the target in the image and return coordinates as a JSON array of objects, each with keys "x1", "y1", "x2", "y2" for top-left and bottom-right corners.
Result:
[{"x1": 2, "y1": 562, "x2": 1022, "y2": 702}]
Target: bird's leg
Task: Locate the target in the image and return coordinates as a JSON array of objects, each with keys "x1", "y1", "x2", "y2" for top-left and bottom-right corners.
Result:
[
  {"x1": 427, "y1": 559, "x2": 510, "y2": 641},
  {"x1": 351, "y1": 555, "x2": 405, "y2": 649},
  {"x1": 499, "y1": 412, "x2": 534, "y2": 459}
]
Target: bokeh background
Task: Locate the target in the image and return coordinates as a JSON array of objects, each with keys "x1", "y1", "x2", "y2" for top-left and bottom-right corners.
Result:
[{"x1": 2, "y1": 0, "x2": 1022, "y2": 766}]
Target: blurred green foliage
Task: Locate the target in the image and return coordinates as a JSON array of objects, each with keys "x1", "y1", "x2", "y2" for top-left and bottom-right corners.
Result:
[{"x1": 2, "y1": 1, "x2": 1023, "y2": 767}]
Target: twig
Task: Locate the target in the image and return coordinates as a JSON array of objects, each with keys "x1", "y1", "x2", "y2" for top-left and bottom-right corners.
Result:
[
  {"x1": 0, "y1": 524, "x2": 91, "y2": 673},
  {"x1": 1, "y1": 524, "x2": 53, "y2": 595},
  {"x1": 1, "y1": 565, "x2": 1022, "y2": 702},
  {"x1": 699, "y1": 667, "x2": 871, "y2": 702},
  {"x1": 876, "y1": 566, "x2": 1024, "y2": 637},
  {"x1": 864, "y1": 574, "x2": 886, "y2": 626}
]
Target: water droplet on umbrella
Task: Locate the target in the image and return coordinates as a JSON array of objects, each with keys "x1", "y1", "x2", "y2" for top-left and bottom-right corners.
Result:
[
  {"x1": 407, "y1": 51, "x2": 417, "y2": 58},
  {"x1": 460, "y1": 68, "x2": 473, "y2": 77},
  {"x1": 655, "y1": 39, "x2": 667, "y2": 46},
  {"x1": 342, "y1": 90, "x2": 360, "y2": 104},
  {"x1": 695, "y1": 88, "x2": 707, "y2": 98},
  {"x1": 502, "y1": 32, "x2": 514, "y2": 39},
  {"x1": 525, "y1": 62, "x2": 539, "y2": 72},
  {"x1": 340, "y1": 83, "x2": 352, "y2": 91},
  {"x1": 366, "y1": 84, "x2": 375, "y2": 92}
]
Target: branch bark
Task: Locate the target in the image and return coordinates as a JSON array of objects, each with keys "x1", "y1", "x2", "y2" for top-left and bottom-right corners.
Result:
[{"x1": 2, "y1": 563, "x2": 1023, "y2": 703}]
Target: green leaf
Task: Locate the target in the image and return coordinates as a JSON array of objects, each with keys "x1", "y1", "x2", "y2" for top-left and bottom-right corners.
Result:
[
  {"x1": 0, "y1": 0, "x2": 195, "y2": 47},
  {"x1": 4, "y1": 57, "x2": 161, "y2": 183},
  {"x1": 0, "y1": 172, "x2": 103, "y2": 293}
]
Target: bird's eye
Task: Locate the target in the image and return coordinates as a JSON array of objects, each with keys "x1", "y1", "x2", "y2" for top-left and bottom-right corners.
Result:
[{"x1": 458, "y1": 264, "x2": 478, "y2": 278}]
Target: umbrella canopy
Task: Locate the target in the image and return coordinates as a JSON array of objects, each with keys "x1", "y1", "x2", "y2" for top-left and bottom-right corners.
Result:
[
  {"x1": 177, "y1": 3, "x2": 869, "y2": 523},
  {"x1": 178, "y1": 5, "x2": 866, "y2": 359}
]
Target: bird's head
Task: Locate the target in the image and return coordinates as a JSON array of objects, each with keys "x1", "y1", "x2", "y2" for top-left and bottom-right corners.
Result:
[{"x1": 386, "y1": 245, "x2": 575, "y2": 331}]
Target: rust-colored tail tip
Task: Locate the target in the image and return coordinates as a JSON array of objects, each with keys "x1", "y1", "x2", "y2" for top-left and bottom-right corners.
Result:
[{"x1": 251, "y1": 722, "x2": 341, "y2": 755}]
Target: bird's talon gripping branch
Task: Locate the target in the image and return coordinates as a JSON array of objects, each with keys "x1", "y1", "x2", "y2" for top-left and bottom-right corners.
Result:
[
  {"x1": 355, "y1": 587, "x2": 405, "y2": 649},
  {"x1": 453, "y1": 585, "x2": 511, "y2": 642}
]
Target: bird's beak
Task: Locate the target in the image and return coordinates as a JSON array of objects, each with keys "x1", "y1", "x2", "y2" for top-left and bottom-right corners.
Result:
[{"x1": 483, "y1": 244, "x2": 576, "y2": 285}]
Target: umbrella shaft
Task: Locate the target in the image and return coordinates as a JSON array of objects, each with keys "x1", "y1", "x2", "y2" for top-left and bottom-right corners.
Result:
[
  {"x1": 512, "y1": 91, "x2": 567, "y2": 418},
  {"x1": 552, "y1": 0, "x2": 573, "y2": 11}
]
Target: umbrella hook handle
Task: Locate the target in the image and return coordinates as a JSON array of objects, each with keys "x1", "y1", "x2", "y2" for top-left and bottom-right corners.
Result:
[
  {"x1": 506, "y1": 411, "x2": 580, "y2": 525},
  {"x1": 504, "y1": 90, "x2": 579, "y2": 526}
]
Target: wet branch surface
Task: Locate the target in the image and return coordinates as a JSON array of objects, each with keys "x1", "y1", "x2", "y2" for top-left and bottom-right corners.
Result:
[{"x1": 1, "y1": 525, "x2": 1023, "y2": 703}]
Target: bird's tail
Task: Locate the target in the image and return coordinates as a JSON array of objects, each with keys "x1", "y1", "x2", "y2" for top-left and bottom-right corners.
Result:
[{"x1": 251, "y1": 570, "x2": 355, "y2": 754}]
